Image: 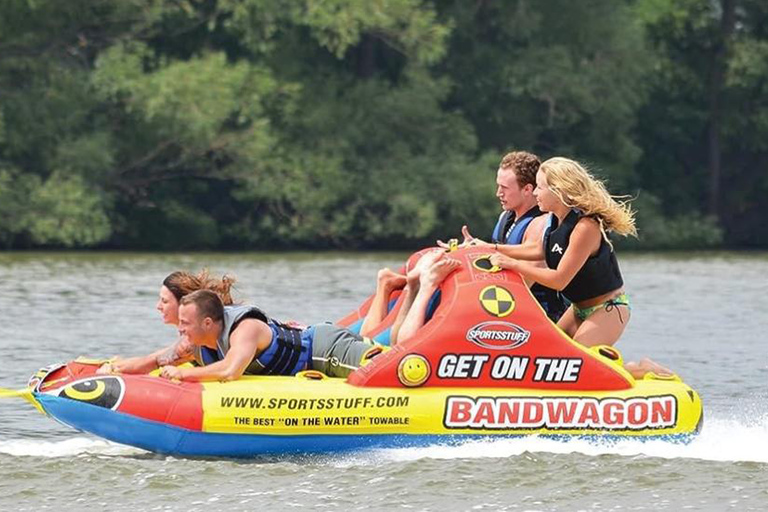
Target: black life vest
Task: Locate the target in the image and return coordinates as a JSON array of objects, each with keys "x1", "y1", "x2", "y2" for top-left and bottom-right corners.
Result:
[
  {"x1": 195, "y1": 305, "x2": 310, "y2": 376},
  {"x1": 544, "y1": 210, "x2": 624, "y2": 303},
  {"x1": 492, "y1": 206, "x2": 568, "y2": 321}
]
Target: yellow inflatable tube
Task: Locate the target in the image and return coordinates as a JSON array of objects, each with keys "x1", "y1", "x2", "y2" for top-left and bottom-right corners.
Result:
[{"x1": 201, "y1": 371, "x2": 702, "y2": 438}]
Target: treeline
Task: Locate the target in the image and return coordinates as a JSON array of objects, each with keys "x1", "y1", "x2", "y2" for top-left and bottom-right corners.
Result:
[{"x1": 1, "y1": 0, "x2": 766, "y2": 250}]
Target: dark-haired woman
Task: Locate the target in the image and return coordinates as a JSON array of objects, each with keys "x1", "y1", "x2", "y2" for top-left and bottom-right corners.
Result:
[{"x1": 97, "y1": 270, "x2": 235, "y2": 375}]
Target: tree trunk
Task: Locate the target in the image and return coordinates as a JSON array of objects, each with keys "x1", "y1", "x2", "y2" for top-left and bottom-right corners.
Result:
[{"x1": 357, "y1": 35, "x2": 375, "y2": 78}]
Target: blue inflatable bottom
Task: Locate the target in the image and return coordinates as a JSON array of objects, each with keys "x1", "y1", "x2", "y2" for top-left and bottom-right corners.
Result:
[
  {"x1": 37, "y1": 395, "x2": 470, "y2": 457},
  {"x1": 36, "y1": 395, "x2": 696, "y2": 458}
]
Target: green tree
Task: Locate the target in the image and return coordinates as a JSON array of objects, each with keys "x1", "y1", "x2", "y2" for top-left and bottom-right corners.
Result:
[
  {"x1": 26, "y1": 172, "x2": 112, "y2": 247},
  {"x1": 209, "y1": 0, "x2": 491, "y2": 247},
  {"x1": 0, "y1": 0, "x2": 189, "y2": 247},
  {"x1": 435, "y1": 0, "x2": 651, "y2": 187},
  {"x1": 1, "y1": 0, "x2": 765, "y2": 250},
  {"x1": 635, "y1": 0, "x2": 768, "y2": 247}
]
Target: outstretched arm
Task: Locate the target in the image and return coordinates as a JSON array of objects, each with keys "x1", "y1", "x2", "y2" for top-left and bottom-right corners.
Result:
[
  {"x1": 494, "y1": 239, "x2": 545, "y2": 261},
  {"x1": 438, "y1": 225, "x2": 494, "y2": 250},
  {"x1": 98, "y1": 337, "x2": 195, "y2": 375},
  {"x1": 160, "y1": 319, "x2": 272, "y2": 382},
  {"x1": 442, "y1": 224, "x2": 545, "y2": 261}
]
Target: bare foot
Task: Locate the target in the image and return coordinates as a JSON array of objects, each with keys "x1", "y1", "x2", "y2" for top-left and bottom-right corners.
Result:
[
  {"x1": 420, "y1": 258, "x2": 461, "y2": 290},
  {"x1": 407, "y1": 249, "x2": 444, "y2": 287},
  {"x1": 377, "y1": 268, "x2": 407, "y2": 292},
  {"x1": 625, "y1": 357, "x2": 674, "y2": 379}
]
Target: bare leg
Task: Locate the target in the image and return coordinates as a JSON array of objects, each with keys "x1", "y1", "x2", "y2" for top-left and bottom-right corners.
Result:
[
  {"x1": 568, "y1": 306, "x2": 671, "y2": 379},
  {"x1": 556, "y1": 306, "x2": 580, "y2": 338},
  {"x1": 397, "y1": 258, "x2": 461, "y2": 344},
  {"x1": 391, "y1": 249, "x2": 444, "y2": 345},
  {"x1": 359, "y1": 268, "x2": 406, "y2": 337},
  {"x1": 572, "y1": 305, "x2": 631, "y2": 347},
  {"x1": 390, "y1": 282, "x2": 417, "y2": 345}
]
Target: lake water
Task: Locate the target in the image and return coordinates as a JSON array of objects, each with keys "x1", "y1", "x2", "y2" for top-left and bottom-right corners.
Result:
[{"x1": 1, "y1": 251, "x2": 766, "y2": 511}]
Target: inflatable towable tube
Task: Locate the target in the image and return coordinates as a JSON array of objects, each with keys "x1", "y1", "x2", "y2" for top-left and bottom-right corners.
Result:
[{"x1": 19, "y1": 247, "x2": 702, "y2": 456}]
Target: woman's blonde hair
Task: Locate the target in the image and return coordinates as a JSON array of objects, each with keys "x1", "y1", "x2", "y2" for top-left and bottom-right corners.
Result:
[
  {"x1": 540, "y1": 157, "x2": 637, "y2": 238},
  {"x1": 162, "y1": 269, "x2": 236, "y2": 305}
]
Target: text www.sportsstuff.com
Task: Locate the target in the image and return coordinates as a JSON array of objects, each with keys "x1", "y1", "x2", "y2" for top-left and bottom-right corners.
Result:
[{"x1": 220, "y1": 396, "x2": 410, "y2": 410}]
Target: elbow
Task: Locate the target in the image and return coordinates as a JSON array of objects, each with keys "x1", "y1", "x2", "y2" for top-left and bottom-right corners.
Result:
[
  {"x1": 549, "y1": 275, "x2": 573, "y2": 292},
  {"x1": 523, "y1": 245, "x2": 544, "y2": 261},
  {"x1": 220, "y1": 367, "x2": 244, "y2": 382},
  {"x1": 547, "y1": 278, "x2": 565, "y2": 291}
]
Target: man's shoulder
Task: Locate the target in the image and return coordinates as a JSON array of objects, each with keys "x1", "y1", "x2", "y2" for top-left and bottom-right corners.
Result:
[
  {"x1": 226, "y1": 304, "x2": 269, "y2": 322},
  {"x1": 495, "y1": 210, "x2": 513, "y2": 225},
  {"x1": 522, "y1": 214, "x2": 549, "y2": 243},
  {"x1": 231, "y1": 313, "x2": 270, "y2": 335},
  {"x1": 529, "y1": 214, "x2": 549, "y2": 227},
  {"x1": 234, "y1": 315, "x2": 269, "y2": 328}
]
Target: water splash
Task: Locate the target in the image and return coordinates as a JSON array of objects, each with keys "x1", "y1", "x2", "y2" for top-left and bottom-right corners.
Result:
[
  {"x1": 0, "y1": 437, "x2": 144, "y2": 458},
  {"x1": 368, "y1": 414, "x2": 768, "y2": 465},
  {"x1": 1, "y1": 415, "x2": 766, "y2": 463}
]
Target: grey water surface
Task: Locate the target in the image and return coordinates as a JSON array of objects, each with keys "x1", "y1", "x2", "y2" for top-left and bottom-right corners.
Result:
[{"x1": 0, "y1": 251, "x2": 766, "y2": 511}]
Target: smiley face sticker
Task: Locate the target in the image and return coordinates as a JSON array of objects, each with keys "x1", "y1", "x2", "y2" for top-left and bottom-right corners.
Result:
[{"x1": 397, "y1": 354, "x2": 431, "y2": 387}]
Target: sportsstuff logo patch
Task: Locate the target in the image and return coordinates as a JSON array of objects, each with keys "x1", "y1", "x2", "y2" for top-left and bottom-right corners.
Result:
[
  {"x1": 443, "y1": 395, "x2": 677, "y2": 431},
  {"x1": 466, "y1": 321, "x2": 530, "y2": 350}
]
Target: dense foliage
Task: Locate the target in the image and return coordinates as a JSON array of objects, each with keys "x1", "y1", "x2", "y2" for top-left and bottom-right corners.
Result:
[{"x1": 1, "y1": 0, "x2": 765, "y2": 250}]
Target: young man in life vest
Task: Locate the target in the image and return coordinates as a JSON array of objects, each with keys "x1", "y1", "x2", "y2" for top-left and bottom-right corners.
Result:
[
  {"x1": 154, "y1": 289, "x2": 384, "y2": 382},
  {"x1": 447, "y1": 151, "x2": 568, "y2": 322}
]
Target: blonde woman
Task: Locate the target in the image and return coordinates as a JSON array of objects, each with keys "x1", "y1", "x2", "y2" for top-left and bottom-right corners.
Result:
[{"x1": 482, "y1": 157, "x2": 669, "y2": 378}]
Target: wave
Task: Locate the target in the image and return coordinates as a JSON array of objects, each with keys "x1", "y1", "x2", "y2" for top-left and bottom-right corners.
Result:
[
  {"x1": 0, "y1": 437, "x2": 145, "y2": 458},
  {"x1": 2, "y1": 415, "x2": 766, "y2": 463},
  {"x1": 371, "y1": 414, "x2": 768, "y2": 465}
]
